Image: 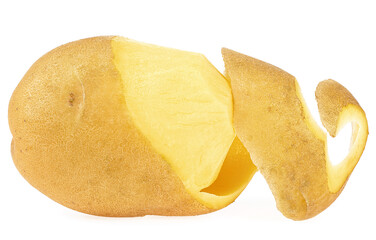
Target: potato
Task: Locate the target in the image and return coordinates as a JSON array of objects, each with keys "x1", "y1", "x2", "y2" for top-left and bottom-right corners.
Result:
[
  {"x1": 222, "y1": 48, "x2": 368, "y2": 220},
  {"x1": 8, "y1": 37, "x2": 257, "y2": 216},
  {"x1": 9, "y1": 36, "x2": 367, "y2": 219}
]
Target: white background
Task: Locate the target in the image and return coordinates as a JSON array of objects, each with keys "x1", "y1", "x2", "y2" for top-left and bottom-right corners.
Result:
[{"x1": 1, "y1": 0, "x2": 375, "y2": 239}]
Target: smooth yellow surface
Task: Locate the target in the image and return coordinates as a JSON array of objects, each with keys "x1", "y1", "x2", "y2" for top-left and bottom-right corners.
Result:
[
  {"x1": 112, "y1": 37, "x2": 255, "y2": 209},
  {"x1": 326, "y1": 105, "x2": 368, "y2": 192}
]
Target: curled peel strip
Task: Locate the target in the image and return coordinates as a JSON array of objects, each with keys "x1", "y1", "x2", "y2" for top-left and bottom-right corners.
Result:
[
  {"x1": 222, "y1": 48, "x2": 369, "y2": 220},
  {"x1": 315, "y1": 79, "x2": 368, "y2": 193}
]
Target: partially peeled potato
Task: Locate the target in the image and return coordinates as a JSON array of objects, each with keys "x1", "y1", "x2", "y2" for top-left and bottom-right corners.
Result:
[
  {"x1": 9, "y1": 36, "x2": 368, "y2": 219},
  {"x1": 9, "y1": 37, "x2": 256, "y2": 216}
]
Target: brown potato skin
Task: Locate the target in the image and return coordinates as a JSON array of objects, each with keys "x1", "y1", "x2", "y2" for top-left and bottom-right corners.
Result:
[
  {"x1": 8, "y1": 36, "x2": 210, "y2": 216},
  {"x1": 222, "y1": 48, "x2": 346, "y2": 220}
]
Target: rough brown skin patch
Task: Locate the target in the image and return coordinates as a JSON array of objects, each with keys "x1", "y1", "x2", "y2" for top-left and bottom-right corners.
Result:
[
  {"x1": 221, "y1": 48, "x2": 358, "y2": 220},
  {"x1": 8, "y1": 37, "x2": 211, "y2": 216}
]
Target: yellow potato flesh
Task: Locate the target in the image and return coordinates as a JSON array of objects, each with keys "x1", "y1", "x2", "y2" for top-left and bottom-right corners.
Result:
[
  {"x1": 112, "y1": 37, "x2": 256, "y2": 209},
  {"x1": 326, "y1": 107, "x2": 367, "y2": 192}
]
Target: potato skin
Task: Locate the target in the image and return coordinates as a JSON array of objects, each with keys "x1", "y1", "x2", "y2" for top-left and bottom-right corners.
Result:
[
  {"x1": 222, "y1": 48, "x2": 343, "y2": 220},
  {"x1": 316, "y1": 79, "x2": 362, "y2": 137},
  {"x1": 8, "y1": 36, "x2": 210, "y2": 216}
]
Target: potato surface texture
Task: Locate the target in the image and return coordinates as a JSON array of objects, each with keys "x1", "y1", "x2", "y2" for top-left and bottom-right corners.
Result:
[
  {"x1": 8, "y1": 37, "x2": 256, "y2": 216},
  {"x1": 222, "y1": 48, "x2": 368, "y2": 220}
]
